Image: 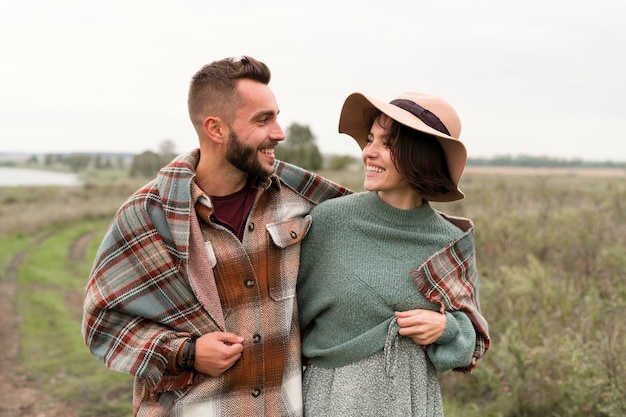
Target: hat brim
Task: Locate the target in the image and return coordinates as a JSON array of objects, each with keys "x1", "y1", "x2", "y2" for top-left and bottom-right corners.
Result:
[{"x1": 338, "y1": 92, "x2": 467, "y2": 202}]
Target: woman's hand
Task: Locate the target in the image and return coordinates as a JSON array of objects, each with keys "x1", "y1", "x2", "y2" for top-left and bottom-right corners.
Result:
[{"x1": 394, "y1": 309, "x2": 446, "y2": 345}]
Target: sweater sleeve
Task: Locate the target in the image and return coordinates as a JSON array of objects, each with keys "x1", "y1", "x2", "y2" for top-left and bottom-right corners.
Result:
[{"x1": 427, "y1": 310, "x2": 476, "y2": 372}]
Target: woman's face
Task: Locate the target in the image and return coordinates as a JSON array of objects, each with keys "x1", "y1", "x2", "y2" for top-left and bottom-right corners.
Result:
[{"x1": 361, "y1": 115, "x2": 420, "y2": 208}]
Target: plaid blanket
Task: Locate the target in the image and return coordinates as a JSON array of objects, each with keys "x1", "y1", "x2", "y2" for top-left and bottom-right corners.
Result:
[
  {"x1": 82, "y1": 149, "x2": 350, "y2": 416},
  {"x1": 411, "y1": 213, "x2": 490, "y2": 372}
]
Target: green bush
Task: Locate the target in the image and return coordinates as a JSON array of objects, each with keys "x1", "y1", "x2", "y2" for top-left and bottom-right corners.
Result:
[{"x1": 439, "y1": 173, "x2": 626, "y2": 417}]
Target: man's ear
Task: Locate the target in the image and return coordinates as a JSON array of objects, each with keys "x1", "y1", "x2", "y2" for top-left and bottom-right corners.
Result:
[{"x1": 203, "y1": 117, "x2": 226, "y2": 143}]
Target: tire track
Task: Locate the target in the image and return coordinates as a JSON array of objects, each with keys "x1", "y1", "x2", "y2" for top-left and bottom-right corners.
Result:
[{"x1": 0, "y1": 231, "x2": 82, "y2": 417}]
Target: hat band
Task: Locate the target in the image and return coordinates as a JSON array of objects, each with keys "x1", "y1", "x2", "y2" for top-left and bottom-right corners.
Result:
[{"x1": 390, "y1": 99, "x2": 450, "y2": 136}]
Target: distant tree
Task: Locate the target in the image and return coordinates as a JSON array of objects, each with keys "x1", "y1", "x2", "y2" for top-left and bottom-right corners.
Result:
[
  {"x1": 159, "y1": 139, "x2": 176, "y2": 155},
  {"x1": 44, "y1": 154, "x2": 54, "y2": 167},
  {"x1": 159, "y1": 139, "x2": 178, "y2": 164},
  {"x1": 63, "y1": 154, "x2": 91, "y2": 172},
  {"x1": 128, "y1": 138, "x2": 181, "y2": 178},
  {"x1": 327, "y1": 154, "x2": 359, "y2": 171},
  {"x1": 115, "y1": 156, "x2": 127, "y2": 169},
  {"x1": 275, "y1": 123, "x2": 323, "y2": 170},
  {"x1": 130, "y1": 151, "x2": 163, "y2": 178},
  {"x1": 93, "y1": 155, "x2": 114, "y2": 170}
]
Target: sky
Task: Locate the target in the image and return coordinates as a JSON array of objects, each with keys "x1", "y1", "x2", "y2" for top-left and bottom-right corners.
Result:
[{"x1": 1, "y1": 0, "x2": 625, "y2": 162}]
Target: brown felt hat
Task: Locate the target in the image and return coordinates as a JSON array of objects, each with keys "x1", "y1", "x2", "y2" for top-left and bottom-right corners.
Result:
[{"x1": 338, "y1": 91, "x2": 467, "y2": 202}]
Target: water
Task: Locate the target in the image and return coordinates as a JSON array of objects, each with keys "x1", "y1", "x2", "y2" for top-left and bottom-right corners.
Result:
[{"x1": 0, "y1": 167, "x2": 81, "y2": 186}]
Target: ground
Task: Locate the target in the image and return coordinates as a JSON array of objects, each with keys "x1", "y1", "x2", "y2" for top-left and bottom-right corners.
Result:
[{"x1": 0, "y1": 232, "x2": 90, "y2": 417}]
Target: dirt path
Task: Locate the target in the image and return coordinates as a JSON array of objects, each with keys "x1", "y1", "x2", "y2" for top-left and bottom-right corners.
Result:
[{"x1": 0, "y1": 231, "x2": 94, "y2": 417}]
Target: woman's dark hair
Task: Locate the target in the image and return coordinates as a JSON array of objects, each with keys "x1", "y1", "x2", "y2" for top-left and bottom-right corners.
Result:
[{"x1": 372, "y1": 113, "x2": 456, "y2": 197}]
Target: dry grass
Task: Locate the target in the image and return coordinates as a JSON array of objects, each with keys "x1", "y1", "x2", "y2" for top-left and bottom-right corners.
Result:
[
  {"x1": 465, "y1": 165, "x2": 626, "y2": 177},
  {"x1": 0, "y1": 180, "x2": 146, "y2": 237},
  {"x1": 2, "y1": 167, "x2": 625, "y2": 417}
]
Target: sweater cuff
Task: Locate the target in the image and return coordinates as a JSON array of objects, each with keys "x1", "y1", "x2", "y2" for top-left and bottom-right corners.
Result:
[{"x1": 436, "y1": 311, "x2": 460, "y2": 345}]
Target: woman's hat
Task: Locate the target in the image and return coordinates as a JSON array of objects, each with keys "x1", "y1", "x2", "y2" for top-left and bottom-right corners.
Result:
[{"x1": 338, "y1": 92, "x2": 467, "y2": 202}]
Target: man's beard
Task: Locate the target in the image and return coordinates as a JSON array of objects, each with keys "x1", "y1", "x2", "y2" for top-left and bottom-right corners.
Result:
[{"x1": 225, "y1": 131, "x2": 274, "y2": 178}]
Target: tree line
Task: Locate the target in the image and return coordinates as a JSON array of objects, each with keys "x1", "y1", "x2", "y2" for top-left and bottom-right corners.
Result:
[
  {"x1": 468, "y1": 154, "x2": 626, "y2": 168},
  {"x1": 8, "y1": 123, "x2": 624, "y2": 178},
  {"x1": 11, "y1": 125, "x2": 359, "y2": 178}
]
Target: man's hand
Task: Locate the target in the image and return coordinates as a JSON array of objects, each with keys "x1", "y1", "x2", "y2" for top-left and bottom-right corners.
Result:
[
  {"x1": 394, "y1": 309, "x2": 446, "y2": 345},
  {"x1": 193, "y1": 332, "x2": 244, "y2": 377}
]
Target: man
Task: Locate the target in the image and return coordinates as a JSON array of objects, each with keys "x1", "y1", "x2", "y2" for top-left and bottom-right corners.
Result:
[{"x1": 82, "y1": 56, "x2": 350, "y2": 416}]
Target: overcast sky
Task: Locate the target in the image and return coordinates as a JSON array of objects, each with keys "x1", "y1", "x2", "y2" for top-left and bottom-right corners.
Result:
[{"x1": 1, "y1": 0, "x2": 624, "y2": 161}]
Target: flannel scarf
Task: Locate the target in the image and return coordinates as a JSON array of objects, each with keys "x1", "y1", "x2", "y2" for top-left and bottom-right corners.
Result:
[{"x1": 411, "y1": 213, "x2": 490, "y2": 372}]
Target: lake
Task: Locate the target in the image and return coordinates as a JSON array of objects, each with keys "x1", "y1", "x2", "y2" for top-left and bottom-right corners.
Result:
[{"x1": 0, "y1": 167, "x2": 82, "y2": 187}]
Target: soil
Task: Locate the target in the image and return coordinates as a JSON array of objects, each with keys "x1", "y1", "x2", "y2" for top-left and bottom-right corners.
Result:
[{"x1": 0, "y1": 231, "x2": 94, "y2": 417}]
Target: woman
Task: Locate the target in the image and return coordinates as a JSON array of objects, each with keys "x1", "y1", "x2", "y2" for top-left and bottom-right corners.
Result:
[{"x1": 297, "y1": 92, "x2": 490, "y2": 416}]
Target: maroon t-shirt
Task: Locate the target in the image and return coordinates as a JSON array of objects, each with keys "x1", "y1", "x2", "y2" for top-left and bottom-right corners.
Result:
[{"x1": 209, "y1": 178, "x2": 258, "y2": 241}]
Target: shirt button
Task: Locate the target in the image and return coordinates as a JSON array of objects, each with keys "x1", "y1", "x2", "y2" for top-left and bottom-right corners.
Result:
[
  {"x1": 290, "y1": 231, "x2": 297, "y2": 239},
  {"x1": 252, "y1": 334, "x2": 261, "y2": 343},
  {"x1": 248, "y1": 222, "x2": 255, "y2": 232},
  {"x1": 251, "y1": 388, "x2": 261, "y2": 397},
  {"x1": 244, "y1": 279, "x2": 255, "y2": 288}
]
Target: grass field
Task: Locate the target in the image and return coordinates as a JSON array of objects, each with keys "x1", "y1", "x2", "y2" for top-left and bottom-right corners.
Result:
[{"x1": 1, "y1": 167, "x2": 624, "y2": 416}]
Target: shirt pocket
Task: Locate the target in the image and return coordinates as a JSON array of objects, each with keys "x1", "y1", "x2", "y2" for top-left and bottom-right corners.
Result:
[{"x1": 265, "y1": 214, "x2": 312, "y2": 301}]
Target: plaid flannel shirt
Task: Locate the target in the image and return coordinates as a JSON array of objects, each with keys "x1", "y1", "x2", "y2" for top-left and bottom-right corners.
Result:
[{"x1": 82, "y1": 149, "x2": 350, "y2": 416}]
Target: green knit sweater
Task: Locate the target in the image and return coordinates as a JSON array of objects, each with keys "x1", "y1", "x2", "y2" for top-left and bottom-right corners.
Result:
[{"x1": 297, "y1": 191, "x2": 476, "y2": 371}]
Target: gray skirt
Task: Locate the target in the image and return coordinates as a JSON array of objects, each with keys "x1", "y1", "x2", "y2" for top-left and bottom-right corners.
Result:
[{"x1": 302, "y1": 320, "x2": 443, "y2": 417}]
